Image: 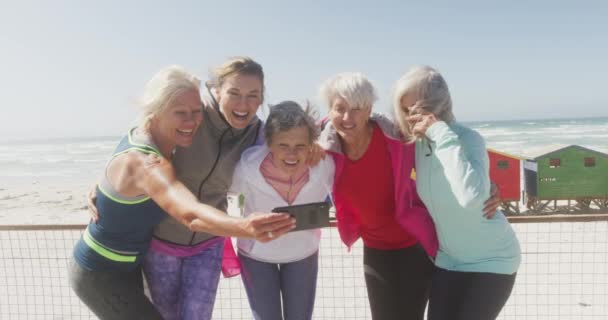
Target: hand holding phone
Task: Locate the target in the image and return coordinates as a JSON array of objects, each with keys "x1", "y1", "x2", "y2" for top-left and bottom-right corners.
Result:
[{"x1": 272, "y1": 202, "x2": 331, "y2": 231}]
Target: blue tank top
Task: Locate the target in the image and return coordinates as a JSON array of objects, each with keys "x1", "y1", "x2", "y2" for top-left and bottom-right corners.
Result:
[{"x1": 73, "y1": 128, "x2": 168, "y2": 272}]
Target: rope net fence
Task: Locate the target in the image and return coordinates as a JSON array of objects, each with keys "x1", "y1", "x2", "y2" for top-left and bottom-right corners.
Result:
[{"x1": 0, "y1": 215, "x2": 607, "y2": 319}]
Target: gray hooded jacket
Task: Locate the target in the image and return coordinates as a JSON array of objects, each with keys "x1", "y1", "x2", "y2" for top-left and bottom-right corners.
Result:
[{"x1": 153, "y1": 99, "x2": 263, "y2": 246}]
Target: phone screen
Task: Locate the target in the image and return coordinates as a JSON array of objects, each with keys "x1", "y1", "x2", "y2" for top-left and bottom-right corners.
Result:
[{"x1": 272, "y1": 202, "x2": 331, "y2": 231}]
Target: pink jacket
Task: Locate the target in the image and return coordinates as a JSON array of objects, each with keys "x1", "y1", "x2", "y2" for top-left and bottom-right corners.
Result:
[{"x1": 318, "y1": 114, "x2": 438, "y2": 257}]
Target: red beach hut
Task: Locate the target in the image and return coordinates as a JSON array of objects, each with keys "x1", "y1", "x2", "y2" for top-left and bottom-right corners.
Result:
[{"x1": 487, "y1": 148, "x2": 524, "y2": 214}]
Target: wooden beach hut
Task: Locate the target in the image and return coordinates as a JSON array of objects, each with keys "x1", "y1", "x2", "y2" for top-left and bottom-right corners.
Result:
[
  {"x1": 487, "y1": 148, "x2": 524, "y2": 214},
  {"x1": 523, "y1": 145, "x2": 608, "y2": 213}
]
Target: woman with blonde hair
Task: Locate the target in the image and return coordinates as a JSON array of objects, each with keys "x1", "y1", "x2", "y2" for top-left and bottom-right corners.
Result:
[
  {"x1": 71, "y1": 65, "x2": 294, "y2": 320},
  {"x1": 88, "y1": 57, "x2": 325, "y2": 319},
  {"x1": 393, "y1": 66, "x2": 520, "y2": 320},
  {"x1": 142, "y1": 57, "x2": 270, "y2": 320}
]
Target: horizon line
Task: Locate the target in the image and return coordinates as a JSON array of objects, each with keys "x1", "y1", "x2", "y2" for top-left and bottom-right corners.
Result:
[{"x1": 2, "y1": 115, "x2": 606, "y2": 144}]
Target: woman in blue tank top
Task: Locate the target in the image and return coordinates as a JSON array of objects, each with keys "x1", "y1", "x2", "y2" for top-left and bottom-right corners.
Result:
[{"x1": 69, "y1": 66, "x2": 295, "y2": 320}]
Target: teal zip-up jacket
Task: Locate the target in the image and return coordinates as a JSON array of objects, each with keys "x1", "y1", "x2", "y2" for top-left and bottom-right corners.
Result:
[{"x1": 415, "y1": 121, "x2": 520, "y2": 274}]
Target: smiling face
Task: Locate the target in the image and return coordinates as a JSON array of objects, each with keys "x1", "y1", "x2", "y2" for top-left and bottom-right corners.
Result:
[
  {"x1": 329, "y1": 96, "x2": 371, "y2": 142},
  {"x1": 155, "y1": 88, "x2": 203, "y2": 148},
  {"x1": 215, "y1": 73, "x2": 263, "y2": 129},
  {"x1": 268, "y1": 126, "x2": 311, "y2": 175}
]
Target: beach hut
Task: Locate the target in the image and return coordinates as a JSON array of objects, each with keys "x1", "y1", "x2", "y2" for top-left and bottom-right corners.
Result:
[
  {"x1": 523, "y1": 145, "x2": 608, "y2": 213},
  {"x1": 487, "y1": 148, "x2": 524, "y2": 215}
]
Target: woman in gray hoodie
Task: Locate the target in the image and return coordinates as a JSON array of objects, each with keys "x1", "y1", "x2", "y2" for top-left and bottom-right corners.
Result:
[{"x1": 89, "y1": 57, "x2": 292, "y2": 320}]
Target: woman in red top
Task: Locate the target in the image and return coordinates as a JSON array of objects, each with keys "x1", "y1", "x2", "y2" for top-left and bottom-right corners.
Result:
[{"x1": 317, "y1": 72, "x2": 500, "y2": 320}]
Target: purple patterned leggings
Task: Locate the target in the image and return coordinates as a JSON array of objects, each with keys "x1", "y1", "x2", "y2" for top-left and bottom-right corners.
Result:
[{"x1": 143, "y1": 240, "x2": 224, "y2": 320}]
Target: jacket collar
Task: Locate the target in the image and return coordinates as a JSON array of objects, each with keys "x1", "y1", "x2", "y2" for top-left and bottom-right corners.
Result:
[
  {"x1": 203, "y1": 96, "x2": 260, "y2": 136},
  {"x1": 318, "y1": 112, "x2": 403, "y2": 155},
  {"x1": 240, "y1": 145, "x2": 326, "y2": 185}
]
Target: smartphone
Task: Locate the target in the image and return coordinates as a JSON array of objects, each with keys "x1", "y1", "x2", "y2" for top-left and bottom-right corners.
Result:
[{"x1": 272, "y1": 202, "x2": 331, "y2": 231}]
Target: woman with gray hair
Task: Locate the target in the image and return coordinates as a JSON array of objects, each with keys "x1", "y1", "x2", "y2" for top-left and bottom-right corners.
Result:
[
  {"x1": 230, "y1": 101, "x2": 334, "y2": 320},
  {"x1": 393, "y1": 66, "x2": 521, "y2": 320},
  {"x1": 317, "y1": 72, "x2": 435, "y2": 320},
  {"x1": 317, "y1": 71, "x2": 502, "y2": 320},
  {"x1": 72, "y1": 65, "x2": 295, "y2": 320}
]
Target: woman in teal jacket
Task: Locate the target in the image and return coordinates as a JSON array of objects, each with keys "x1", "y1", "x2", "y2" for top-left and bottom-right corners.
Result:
[{"x1": 392, "y1": 66, "x2": 521, "y2": 320}]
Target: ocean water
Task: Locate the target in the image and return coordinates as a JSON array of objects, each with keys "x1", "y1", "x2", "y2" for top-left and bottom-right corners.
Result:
[
  {"x1": 467, "y1": 117, "x2": 608, "y2": 158},
  {"x1": 0, "y1": 137, "x2": 119, "y2": 224},
  {"x1": 1, "y1": 117, "x2": 606, "y2": 186},
  {"x1": 0, "y1": 137, "x2": 117, "y2": 185}
]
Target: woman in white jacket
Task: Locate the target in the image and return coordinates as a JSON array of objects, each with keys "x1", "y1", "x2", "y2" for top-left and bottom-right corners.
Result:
[{"x1": 230, "y1": 101, "x2": 334, "y2": 320}]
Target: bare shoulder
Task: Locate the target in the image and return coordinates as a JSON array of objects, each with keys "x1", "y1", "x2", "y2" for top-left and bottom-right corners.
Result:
[
  {"x1": 112, "y1": 151, "x2": 148, "y2": 173},
  {"x1": 105, "y1": 151, "x2": 149, "y2": 196}
]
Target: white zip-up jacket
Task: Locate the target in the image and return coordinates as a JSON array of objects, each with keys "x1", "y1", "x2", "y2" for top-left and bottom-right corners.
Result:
[{"x1": 230, "y1": 145, "x2": 335, "y2": 263}]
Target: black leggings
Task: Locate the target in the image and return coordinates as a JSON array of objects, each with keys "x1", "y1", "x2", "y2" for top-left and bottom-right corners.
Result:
[
  {"x1": 428, "y1": 267, "x2": 516, "y2": 320},
  {"x1": 363, "y1": 244, "x2": 435, "y2": 320},
  {"x1": 68, "y1": 259, "x2": 163, "y2": 320}
]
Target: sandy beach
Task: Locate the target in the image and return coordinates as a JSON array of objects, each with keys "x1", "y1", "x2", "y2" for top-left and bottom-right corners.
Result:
[{"x1": 0, "y1": 178, "x2": 92, "y2": 225}]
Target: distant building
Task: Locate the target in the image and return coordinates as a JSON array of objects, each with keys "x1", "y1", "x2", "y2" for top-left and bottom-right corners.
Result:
[
  {"x1": 524, "y1": 145, "x2": 608, "y2": 199},
  {"x1": 488, "y1": 149, "x2": 525, "y2": 214},
  {"x1": 488, "y1": 148, "x2": 524, "y2": 202}
]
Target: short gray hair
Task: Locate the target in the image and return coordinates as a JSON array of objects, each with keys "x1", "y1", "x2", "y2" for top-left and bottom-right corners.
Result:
[
  {"x1": 392, "y1": 66, "x2": 454, "y2": 140},
  {"x1": 264, "y1": 101, "x2": 319, "y2": 145},
  {"x1": 138, "y1": 65, "x2": 201, "y2": 130},
  {"x1": 319, "y1": 72, "x2": 377, "y2": 110}
]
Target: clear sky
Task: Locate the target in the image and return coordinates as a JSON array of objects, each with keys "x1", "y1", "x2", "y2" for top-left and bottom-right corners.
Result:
[{"x1": 1, "y1": 1, "x2": 606, "y2": 141}]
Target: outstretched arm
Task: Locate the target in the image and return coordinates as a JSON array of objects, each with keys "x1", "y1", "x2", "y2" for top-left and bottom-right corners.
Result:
[{"x1": 141, "y1": 154, "x2": 295, "y2": 242}]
